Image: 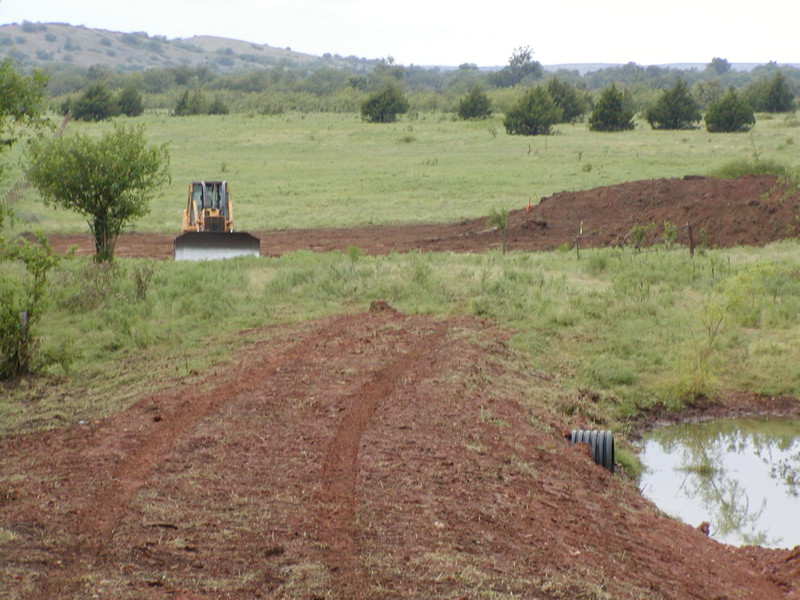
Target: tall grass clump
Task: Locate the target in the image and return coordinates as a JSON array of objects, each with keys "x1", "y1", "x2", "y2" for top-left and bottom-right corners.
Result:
[{"x1": 708, "y1": 157, "x2": 794, "y2": 180}]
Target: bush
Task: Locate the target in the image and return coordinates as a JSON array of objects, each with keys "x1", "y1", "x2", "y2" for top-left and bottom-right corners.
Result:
[
  {"x1": 707, "y1": 158, "x2": 793, "y2": 180},
  {"x1": 704, "y1": 88, "x2": 755, "y2": 133},
  {"x1": 745, "y1": 72, "x2": 796, "y2": 113},
  {"x1": 503, "y1": 86, "x2": 563, "y2": 135},
  {"x1": 589, "y1": 85, "x2": 634, "y2": 132},
  {"x1": 546, "y1": 78, "x2": 587, "y2": 123},
  {"x1": 117, "y1": 85, "x2": 144, "y2": 117},
  {"x1": 72, "y1": 82, "x2": 119, "y2": 121},
  {"x1": 646, "y1": 78, "x2": 701, "y2": 130},
  {"x1": 0, "y1": 233, "x2": 58, "y2": 379},
  {"x1": 361, "y1": 84, "x2": 409, "y2": 123},
  {"x1": 457, "y1": 86, "x2": 492, "y2": 120}
]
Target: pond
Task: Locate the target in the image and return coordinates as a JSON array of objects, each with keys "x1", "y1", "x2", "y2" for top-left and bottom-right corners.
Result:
[{"x1": 638, "y1": 418, "x2": 800, "y2": 548}]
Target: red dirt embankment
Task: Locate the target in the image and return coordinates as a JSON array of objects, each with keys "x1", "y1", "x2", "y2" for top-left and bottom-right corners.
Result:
[{"x1": 45, "y1": 175, "x2": 800, "y2": 258}]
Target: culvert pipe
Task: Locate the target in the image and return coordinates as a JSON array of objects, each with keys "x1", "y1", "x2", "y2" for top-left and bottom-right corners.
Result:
[{"x1": 569, "y1": 430, "x2": 615, "y2": 473}]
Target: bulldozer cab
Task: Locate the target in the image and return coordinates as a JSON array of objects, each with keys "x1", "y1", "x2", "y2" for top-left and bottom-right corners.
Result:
[{"x1": 192, "y1": 181, "x2": 229, "y2": 218}]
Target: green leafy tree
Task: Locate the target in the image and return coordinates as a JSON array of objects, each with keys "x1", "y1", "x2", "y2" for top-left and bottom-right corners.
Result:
[
  {"x1": 72, "y1": 82, "x2": 119, "y2": 121},
  {"x1": 457, "y1": 85, "x2": 492, "y2": 120},
  {"x1": 360, "y1": 84, "x2": 409, "y2": 123},
  {"x1": 490, "y1": 46, "x2": 543, "y2": 88},
  {"x1": 503, "y1": 86, "x2": 563, "y2": 135},
  {"x1": 589, "y1": 84, "x2": 635, "y2": 132},
  {"x1": 704, "y1": 88, "x2": 755, "y2": 132},
  {"x1": 646, "y1": 78, "x2": 701, "y2": 130},
  {"x1": 706, "y1": 57, "x2": 731, "y2": 76},
  {"x1": 545, "y1": 78, "x2": 587, "y2": 123},
  {"x1": 0, "y1": 58, "x2": 48, "y2": 181},
  {"x1": 117, "y1": 84, "x2": 144, "y2": 117},
  {"x1": 25, "y1": 124, "x2": 170, "y2": 262}
]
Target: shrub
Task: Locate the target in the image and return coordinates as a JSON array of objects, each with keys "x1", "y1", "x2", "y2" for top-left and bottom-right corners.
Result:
[
  {"x1": 589, "y1": 85, "x2": 634, "y2": 132},
  {"x1": 457, "y1": 86, "x2": 492, "y2": 120},
  {"x1": 72, "y1": 82, "x2": 119, "y2": 121},
  {"x1": 361, "y1": 84, "x2": 409, "y2": 123},
  {"x1": 117, "y1": 85, "x2": 144, "y2": 117},
  {"x1": 0, "y1": 233, "x2": 58, "y2": 379},
  {"x1": 707, "y1": 158, "x2": 793, "y2": 180},
  {"x1": 503, "y1": 87, "x2": 563, "y2": 136},
  {"x1": 546, "y1": 78, "x2": 587, "y2": 123},
  {"x1": 704, "y1": 88, "x2": 755, "y2": 133},
  {"x1": 646, "y1": 78, "x2": 701, "y2": 130}
]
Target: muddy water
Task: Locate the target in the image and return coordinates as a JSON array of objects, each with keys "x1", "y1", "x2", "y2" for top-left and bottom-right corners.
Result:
[{"x1": 639, "y1": 418, "x2": 800, "y2": 548}]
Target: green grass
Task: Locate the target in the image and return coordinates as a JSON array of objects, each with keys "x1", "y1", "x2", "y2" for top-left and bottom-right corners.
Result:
[
  {"x1": 5, "y1": 111, "x2": 799, "y2": 235},
  {"x1": 3, "y1": 239, "x2": 800, "y2": 435}
]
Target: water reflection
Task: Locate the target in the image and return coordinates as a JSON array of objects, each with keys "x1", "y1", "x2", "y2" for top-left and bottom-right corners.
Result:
[{"x1": 639, "y1": 418, "x2": 800, "y2": 548}]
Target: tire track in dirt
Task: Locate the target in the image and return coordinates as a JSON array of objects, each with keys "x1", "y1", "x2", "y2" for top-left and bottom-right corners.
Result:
[
  {"x1": 24, "y1": 313, "x2": 363, "y2": 600},
  {"x1": 317, "y1": 319, "x2": 450, "y2": 599}
]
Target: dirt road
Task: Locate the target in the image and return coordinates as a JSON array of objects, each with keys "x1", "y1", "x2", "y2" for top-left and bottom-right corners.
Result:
[{"x1": 2, "y1": 308, "x2": 799, "y2": 599}]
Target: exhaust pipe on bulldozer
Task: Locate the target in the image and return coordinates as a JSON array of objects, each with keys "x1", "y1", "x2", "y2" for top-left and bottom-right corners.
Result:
[{"x1": 173, "y1": 231, "x2": 261, "y2": 261}]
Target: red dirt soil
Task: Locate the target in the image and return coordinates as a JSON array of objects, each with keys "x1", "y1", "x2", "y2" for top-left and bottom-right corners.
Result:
[
  {"x1": 3, "y1": 176, "x2": 800, "y2": 599},
  {"x1": 45, "y1": 175, "x2": 800, "y2": 258}
]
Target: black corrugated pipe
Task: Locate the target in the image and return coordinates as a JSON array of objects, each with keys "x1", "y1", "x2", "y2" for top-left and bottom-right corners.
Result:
[{"x1": 569, "y1": 430, "x2": 615, "y2": 473}]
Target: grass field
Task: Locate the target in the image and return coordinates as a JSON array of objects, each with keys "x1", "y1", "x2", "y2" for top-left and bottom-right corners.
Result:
[
  {"x1": 5, "y1": 110, "x2": 800, "y2": 234},
  {"x1": 2, "y1": 111, "x2": 800, "y2": 440}
]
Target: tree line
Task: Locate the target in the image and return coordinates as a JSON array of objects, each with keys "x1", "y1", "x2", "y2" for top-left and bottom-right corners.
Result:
[{"x1": 41, "y1": 48, "x2": 799, "y2": 121}]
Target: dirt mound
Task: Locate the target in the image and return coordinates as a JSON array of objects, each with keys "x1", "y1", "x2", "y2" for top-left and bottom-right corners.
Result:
[
  {"x1": 44, "y1": 175, "x2": 800, "y2": 258},
  {"x1": 1, "y1": 312, "x2": 798, "y2": 599}
]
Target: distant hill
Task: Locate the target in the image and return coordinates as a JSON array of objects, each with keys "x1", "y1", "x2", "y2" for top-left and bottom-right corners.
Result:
[
  {"x1": 0, "y1": 22, "x2": 330, "y2": 72},
  {"x1": 1, "y1": 22, "x2": 797, "y2": 75}
]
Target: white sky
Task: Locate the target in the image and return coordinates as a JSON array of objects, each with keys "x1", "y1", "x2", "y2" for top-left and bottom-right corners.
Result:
[{"x1": 1, "y1": 0, "x2": 798, "y2": 67}]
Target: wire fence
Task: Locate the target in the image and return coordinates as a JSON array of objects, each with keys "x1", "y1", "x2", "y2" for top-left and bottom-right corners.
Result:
[{"x1": 2, "y1": 111, "x2": 72, "y2": 213}]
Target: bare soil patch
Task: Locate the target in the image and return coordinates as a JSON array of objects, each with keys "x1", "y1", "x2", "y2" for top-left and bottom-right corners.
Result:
[
  {"x1": 1, "y1": 311, "x2": 799, "y2": 599},
  {"x1": 45, "y1": 175, "x2": 800, "y2": 258}
]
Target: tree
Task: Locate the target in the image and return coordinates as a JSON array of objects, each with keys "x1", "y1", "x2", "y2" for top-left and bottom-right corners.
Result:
[
  {"x1": 706, "y1": 57, "x2": 731, "y2": 76},
  {"x1": 25, "y1": 124, "x2": 170, "y2": 262},
  {"x1": 704, "y1": 88, "x2": 755, "y2": 132},
  {"x1": 72, "y1": 82, "x2": 119, "y2": 121},
  {"x1": 117, "y1": 84, "x2": 144, "y2": 117},
  {"x1": 457, "y1": 85, "x2": 492, "y2": 120},
  {"x1": 757, "y1": 72, "x2": 795, "y2": 113},
  {"x1": 589, "y1": 85, "x2": 635, "y2": 132},
  {"x1": 646, "y1": 78, "x2": 701, "y2": 130},
  {"x1": 545, "y1": 78, "x2": 587, "y2": 123},
  {"x1": 503, "y1": 86, "x2": 563, "y2": 135},
  {"x1": 490, "y1": 46, "x2": 543, "y2": 88},
  {"x1": 0, "y1": 58, "x2": 48, "y2": 182},
  {"x1": 361, "y1": 84, "x2": 409, "y2": 123}
]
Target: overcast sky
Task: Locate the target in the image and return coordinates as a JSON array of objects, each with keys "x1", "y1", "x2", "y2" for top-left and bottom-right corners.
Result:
[{"x1": 2, "y1": 0, "x2": 798, "y2": 67}]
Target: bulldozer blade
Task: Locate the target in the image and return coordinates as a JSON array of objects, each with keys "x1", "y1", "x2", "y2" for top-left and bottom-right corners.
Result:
[{"x1": 173, "y1": 232, "x2": 260, "y2": 261}]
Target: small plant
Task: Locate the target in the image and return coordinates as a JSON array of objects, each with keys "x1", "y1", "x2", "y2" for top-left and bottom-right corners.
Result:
[
  {"x1": 627, "y1": 223, "x2": 654, "y2": 251},
  {"x1": 663, "y1": 220, "x2": 678, "y2": 248},
  {"x1": 487, "y1": 207, "x2": 510, "y2": 253}
]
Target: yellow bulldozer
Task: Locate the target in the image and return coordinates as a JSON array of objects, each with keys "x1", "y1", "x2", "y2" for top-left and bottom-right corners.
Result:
[{"x1": 173, "y1": 181, "x2": 260, "y2": 260}]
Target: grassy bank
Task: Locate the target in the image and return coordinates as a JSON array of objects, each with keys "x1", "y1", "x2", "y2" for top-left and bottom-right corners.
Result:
[{"x1": 3, "y1": 241, "x2": 799, "y2": 438}]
